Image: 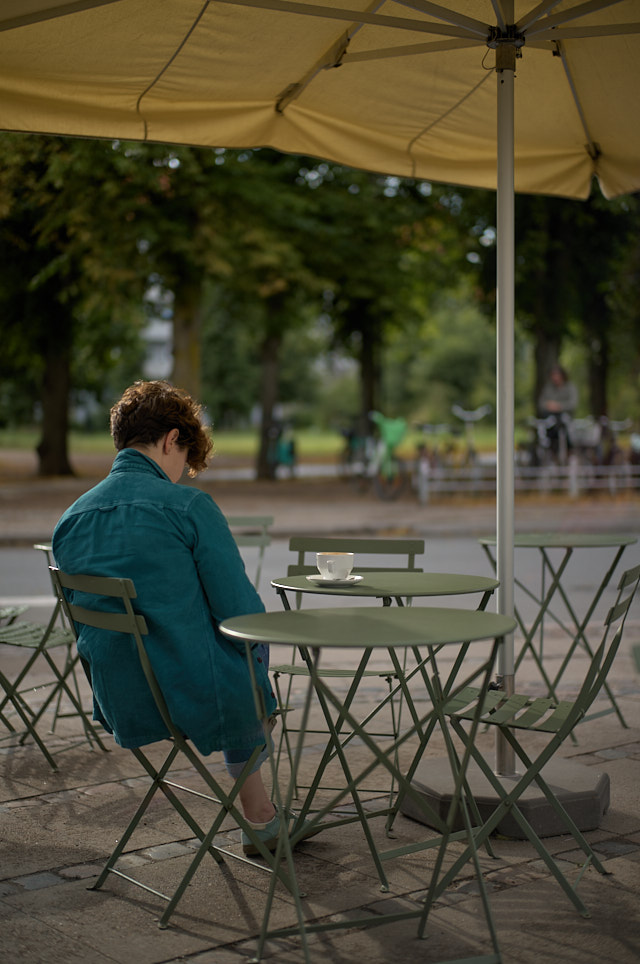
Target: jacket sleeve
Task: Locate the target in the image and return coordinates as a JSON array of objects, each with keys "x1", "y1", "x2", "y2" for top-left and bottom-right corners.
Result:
[{"x1": 187, "y1": 490, "x2": 266, "y2": 627}]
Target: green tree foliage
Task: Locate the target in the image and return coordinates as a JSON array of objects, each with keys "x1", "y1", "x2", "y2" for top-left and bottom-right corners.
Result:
[
  {"x1": 293, "y1": 166, "x2": 472, "y2": 425},
  {"x1": 0, "y1": 134, "x2": 147, "y2": 473},
  {"x1": 472, "y1": 184, "x2": 640, "y2": 417},
  {"x1": 12, "y1": 132, "x2": 635, "y2": 480},
  {"x1": 384, "y1": 284, "x2": 496, "y2": 422}
]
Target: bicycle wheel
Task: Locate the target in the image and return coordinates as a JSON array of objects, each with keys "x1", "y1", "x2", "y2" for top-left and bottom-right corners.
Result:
[{"x1": 373, "y1": 457, "x2": 408, "y2": 500}]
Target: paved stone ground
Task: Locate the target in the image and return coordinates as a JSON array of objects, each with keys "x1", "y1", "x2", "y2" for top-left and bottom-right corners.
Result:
[{"x1": 1, "y1": 446, "x2": 640, "y2": 963}]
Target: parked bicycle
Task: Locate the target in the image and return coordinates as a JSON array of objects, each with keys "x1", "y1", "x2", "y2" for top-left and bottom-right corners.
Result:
[
  {"x1": 517, "y1": 412, "x2": 573, "y2": 468},
  {"x1": 338, "y1": 421, "x2": 374, "y2": 487},
  {"x1": 598, "y1": 416, "x2": 632, "y2": 467},
  {"x1": 451, "y1": 403, "x2": 492, "y2": 467},
  {"x1": 340, "y1": 411, "x2": 409, "y2": 500},
  {"x1": 412, "y1": 405, "x2": 492, "y2": 502}
]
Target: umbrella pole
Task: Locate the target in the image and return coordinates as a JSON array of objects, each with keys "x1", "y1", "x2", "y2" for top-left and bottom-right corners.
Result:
[{"x1": 495, "y1": 40, "x2": 516, "y2": 777}]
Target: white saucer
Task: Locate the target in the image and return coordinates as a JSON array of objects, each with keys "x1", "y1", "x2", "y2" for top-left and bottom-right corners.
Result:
[{"x1": 306, "y1": 574, "x2": 364, "y2": 586}]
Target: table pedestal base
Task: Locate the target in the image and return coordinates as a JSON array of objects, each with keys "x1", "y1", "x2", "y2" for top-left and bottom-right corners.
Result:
[{"x1": 401, "y1": 757, "x2": 610, "y2": 838}]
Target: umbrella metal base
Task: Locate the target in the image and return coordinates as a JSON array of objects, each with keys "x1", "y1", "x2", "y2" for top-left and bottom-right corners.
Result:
[{"x1": 401, "y1": 757, "x2": 610, "y2": 839}]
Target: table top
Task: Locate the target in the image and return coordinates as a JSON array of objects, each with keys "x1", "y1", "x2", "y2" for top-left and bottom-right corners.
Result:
[
  {"x1": 479, "y1": 533, "x2": 637, "y2": 549},
  {"x1": 272, "y1": 571, "x2": 499, "y2": 598},
  {"x1": 220, "y1": 606, "x2": 516, "y2": 650}
]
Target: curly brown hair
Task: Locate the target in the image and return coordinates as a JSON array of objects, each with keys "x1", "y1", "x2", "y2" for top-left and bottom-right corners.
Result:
[{"x1": 110, "y1": 381, "x2": 213, "y2": 477}]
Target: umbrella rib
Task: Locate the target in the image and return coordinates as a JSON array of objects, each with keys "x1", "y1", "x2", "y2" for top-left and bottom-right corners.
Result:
[
  {"x1": 391, "y1": 0, "x2": 488, "y2": 39},
  {"x1": 277, "y1": 1, "x2": 393, "y2": 112},
  {"x1": 0, "y1": 0, "x2": 123, "y2": 34},
  {"x1": 532, "y1": 22, "x2": 640, "y2": 39},
  {"x1": 517, "y1": 0, "x2": 565, "y2": 33},
  {"x1": 517, "y1": 0, "x2": 560, "y2": 34},
  {"x1": 276, "y1": 29, "x2": 354, "y2": 111},
  {"x1": 344, "y1": 38, "x2": 483, "y2": 63},
  {"x1": 278, "y1": 34, "x2": 482, "y2": 111},
  {"x1": 213, "y1": 0, "x2": 481, "y2": 40},
  {"x1": 525, "y1": 0, "x2": 623, "y2": 37},
  {"x1": 555, "y1": 40, "x2": 600, "y2": 160}
]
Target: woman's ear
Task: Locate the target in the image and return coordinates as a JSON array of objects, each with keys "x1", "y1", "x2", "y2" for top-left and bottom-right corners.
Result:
[{"x1": 163, "y1": 428, "x2": 180, "y2": 452}]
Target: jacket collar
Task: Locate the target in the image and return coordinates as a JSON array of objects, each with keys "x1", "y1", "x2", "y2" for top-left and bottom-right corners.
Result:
[{"x1": 110, "y1": 447, "x2": 172, "y2": 483}]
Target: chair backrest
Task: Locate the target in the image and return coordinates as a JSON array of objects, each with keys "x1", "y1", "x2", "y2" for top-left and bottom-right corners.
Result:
[
  {"x1": 33, "y1": 543, "x2": 54, "y2": 565},
  {"x1": 49, "y1": 568, "x2": 177, "y2": 738},
  {"x1": 34, "y1": 542, "x2": 69, "y2": 629},
  {"x1": 287, "y1": 535, "x2": 425, "y2": 576},
  {"x1": 226, "y1": 515, "x2": 273, "y2": 589},
  {"x1": 579, "y1": 562, "x2": 640, "y2": 712}
]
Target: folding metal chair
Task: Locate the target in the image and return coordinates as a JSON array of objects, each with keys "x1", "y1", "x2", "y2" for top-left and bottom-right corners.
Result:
[
  {"x1": 225, "y1": 515, "x2": 273, "y2": 590},
  {"x1": 32, "y1": 542, "x2": 98, "y2": 737},
  {"x1": 442, "y1": 562, "x2": 640, "y2": 919},
  {"x1": 271, "y1": 536, "x2": 425, "y2": 801},
  {"x1": 0, "y1": 580, "x2": 108, "y2": 769},
  {"x1": 0, "y1": 604, "x2": 28, "y2": 625},
  {"x1": 50, "y1": 567, "x2": 298, "y2": 928}
]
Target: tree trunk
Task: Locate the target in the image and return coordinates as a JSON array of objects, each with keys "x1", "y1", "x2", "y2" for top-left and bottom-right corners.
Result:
[
  {"x1": 359, "y1": 320, "x2": 380, "y2": 426},
  {"x1": 583, "y1": 285, "x2": 610, "y2": 417},
  {"x1": 256, "y1": 330, "x2": 282, "y2": 480},
  {"x1": 36, "y1": 338, "x2": 73, "y2": 476},
  {"x1": 586, "y1": 334, "x2": 609, "y2": 417},
  {"x1": 533, "y1": 332, "x2": 561, "y2": 415},
  {"x1": 171, "y1": 283, "x2": 203, "y2": 399}
]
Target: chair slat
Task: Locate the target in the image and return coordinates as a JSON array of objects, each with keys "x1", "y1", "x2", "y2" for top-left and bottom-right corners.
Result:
[
  {"x1": 0, "y1": 623, "x2": 74, "y2": 648},
  {"x1": 618, "y1": 561, "x2": 640, "y2": 590},
  {"x1": 66, "y1": 604, "x2": 149, "y2": 636},
  {"x1": 510, "y1": 697, "x2": 558, "y2": 729},
  {"x1": 479, "y1": 692, "x2": 531, "y2": 725},
  {"x1": 272, "y1": 665, "x2": 396, "y2": 679}
]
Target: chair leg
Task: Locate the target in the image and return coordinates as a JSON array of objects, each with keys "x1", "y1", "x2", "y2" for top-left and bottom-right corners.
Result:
[
  {"x1": 91, "y1": 744, "x2": 185, "y2": 892},
  {"x1": 0, "y1": 670, "x2": 58, "y2": 770},
  {"x1": 447, "y1": 718, "x2": 599, "y2": 918},
  {"x1": 498, "y1": 724, "x2": 609, "y2": 876},
  {"x1": 93, "y1": 742, "x2": 298, "y2": 929}
]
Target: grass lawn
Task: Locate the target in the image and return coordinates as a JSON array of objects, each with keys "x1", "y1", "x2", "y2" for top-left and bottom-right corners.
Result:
[{"x1": 0, "y1": 426, "x2": 501, "y2": 462}]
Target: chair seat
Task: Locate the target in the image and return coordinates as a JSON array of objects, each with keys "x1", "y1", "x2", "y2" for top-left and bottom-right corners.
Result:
[
  {"x1": 447, "y1": 685, "x2": 578, "y2": 734},
  {"x1": 0, "y1": 605, "x2": 28, "y2": 623},
  {"x1": 0, "y1": 622, "x2": 75, "y2": 650}
]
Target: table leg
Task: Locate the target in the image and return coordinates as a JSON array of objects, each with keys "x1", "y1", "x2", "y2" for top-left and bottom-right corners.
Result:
[{"x1": 548, "y1": 545, "x2": 629, "y2": 725}]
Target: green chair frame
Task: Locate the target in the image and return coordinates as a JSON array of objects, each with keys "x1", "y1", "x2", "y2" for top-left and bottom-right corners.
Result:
[
  {"x1": 442, "y1": 562, "x2": 640, "y2": 919},
  {"x1": 271, "y1": 536, "x2": 425, "y2": 801},
  {"x1": 33, "y1": 542, "x2": 98, "y2": 738},
  {"x1": 0, "y1": 556, "x2": 108, "y2": 769},
  {"x1": 226, "y1": 515, "x2": 273, "y2": 590},
  {"x1": 50, "y1": 567, "x2": 297, "y2": 928},
  {"x1": 479, "y1": 537, "x2": 632, "y2": 727}
]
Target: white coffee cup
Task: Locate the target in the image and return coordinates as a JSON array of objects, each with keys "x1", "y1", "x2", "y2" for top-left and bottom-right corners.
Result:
[{"x1": 316, "y1": 551, "x2": 354, "y2": 580}]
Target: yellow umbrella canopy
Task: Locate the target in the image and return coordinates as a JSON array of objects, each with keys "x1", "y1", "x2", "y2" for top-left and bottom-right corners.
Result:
[{"x1": 1, "y1": 0, "x2": 639, "y2": 200}]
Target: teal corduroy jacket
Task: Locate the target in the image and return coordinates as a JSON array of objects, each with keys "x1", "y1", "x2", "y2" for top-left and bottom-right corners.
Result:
[{"x1": 52, "y1": 448, "x2": 275, "y2": 755}]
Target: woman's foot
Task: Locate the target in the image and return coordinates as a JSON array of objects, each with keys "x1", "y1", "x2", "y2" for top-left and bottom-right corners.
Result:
[{"x1": 241, "y1": 807, "x2": 323, "y2": 856}]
